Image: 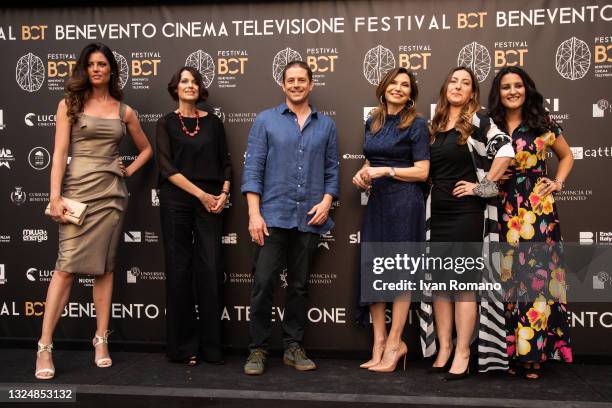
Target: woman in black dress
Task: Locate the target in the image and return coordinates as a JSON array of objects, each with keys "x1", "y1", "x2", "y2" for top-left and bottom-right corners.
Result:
[
  {"x1": 156, "y1": 66, "x2": 232, "y2": 365},
  {"x1": 353, "y1": 67, "x2": 430, "y2": 372},
  {"x1": 425, "y1": 67, "x2": 513, "y2": 379}
]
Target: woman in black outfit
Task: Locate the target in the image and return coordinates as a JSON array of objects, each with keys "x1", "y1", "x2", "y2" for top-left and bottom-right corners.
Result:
[
  {"x1": 424, "y1": 67, "x2": 513, "y2": 379},
  {"x1": 156, "y1": 66, "x2": 232, "y2": 365}
]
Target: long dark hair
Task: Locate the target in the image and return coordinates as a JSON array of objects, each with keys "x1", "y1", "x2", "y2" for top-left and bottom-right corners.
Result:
[
  {"x1": 65, "y1": 42, "x2": 123, "y2": 123},
  {"x1": 488, "y1": 66, "x2": 550, "y2": 134},
  {"x1": 430, "y1": 66, "x2": 480, "y2": 144},
  {"x1": 369, "y1": 67, "x2": 419, "y2": 135}
]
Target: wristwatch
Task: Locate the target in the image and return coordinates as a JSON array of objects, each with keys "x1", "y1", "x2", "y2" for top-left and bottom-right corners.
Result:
[{"x1": 388, "y1": 167, "x2": 396, "y2": 177}]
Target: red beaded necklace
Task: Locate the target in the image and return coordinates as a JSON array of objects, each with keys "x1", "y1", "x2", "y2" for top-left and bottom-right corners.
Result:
[{"x1": 177, "y1": 110, "x2": 200, "y2": 137}]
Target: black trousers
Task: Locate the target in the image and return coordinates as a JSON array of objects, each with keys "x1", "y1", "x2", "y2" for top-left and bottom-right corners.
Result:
[
  {"x1": 159, "y1": 181, "x2": 223, "y2": 362},
  {"x1": 249, "y1": 227, "x2": 319, "y2": 351}
]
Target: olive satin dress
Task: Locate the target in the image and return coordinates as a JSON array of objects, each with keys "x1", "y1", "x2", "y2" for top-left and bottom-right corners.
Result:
[{"x1": 55, "y1": 104, "x2": 129, "y2": 275}]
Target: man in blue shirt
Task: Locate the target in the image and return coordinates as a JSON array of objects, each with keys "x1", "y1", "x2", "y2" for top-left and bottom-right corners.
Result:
[{"x1": 241, "y1": 61, "x2": 339, "y2": 375}]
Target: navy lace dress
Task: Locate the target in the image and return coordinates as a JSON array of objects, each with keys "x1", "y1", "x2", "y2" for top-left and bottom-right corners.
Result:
[
  {"x1": 356, "y1": 114, "x2": 430, "y2": 324},
  {"x1": 361, "y1": 115, "x2": 430, "y2": 243}
]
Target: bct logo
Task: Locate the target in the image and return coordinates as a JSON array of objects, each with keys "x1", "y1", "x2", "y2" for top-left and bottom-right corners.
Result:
[
  {"x1": 363, "y1": 45, "x2": 396, "y2": 85},
  {"x1": 185, "y1": 50, "x2": 215, "y2": 88},
  {"x1": 16, "y1": 52, "x2": 45, "y2": 92},
  {"x1": 272, "y1": 47, "x2": 302, "y2": 86},
  {"x1": 112, "y1": 51, "x2": 129, "y2": 89},
  {"x1": 124, "y1": 231, "x2": 142, "y2": 243},
  {"x1": 457, "y1": 41, "x2": 491, "y2": 82},
  {"x1": 555, "y1": 37, "x2": 591, "y2": 80}
]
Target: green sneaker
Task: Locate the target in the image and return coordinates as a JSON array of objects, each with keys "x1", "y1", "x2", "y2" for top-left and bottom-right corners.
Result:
[
  {"x1": 283, "y1": 345, "x2": 316, "y2": 371},
  {"x1": 244, "y1": 349, "x2": 267, "y2": 375}
]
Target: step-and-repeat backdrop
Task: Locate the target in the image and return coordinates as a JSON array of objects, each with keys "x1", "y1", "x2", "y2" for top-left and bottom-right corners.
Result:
[{"x1": 1, "y1": 1, "x2": 611, "y2": 354}]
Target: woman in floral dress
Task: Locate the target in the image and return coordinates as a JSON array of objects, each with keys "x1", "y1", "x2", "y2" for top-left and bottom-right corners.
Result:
[{"x1": 488, "y1": 66, "x2": 574, "y2": 379}]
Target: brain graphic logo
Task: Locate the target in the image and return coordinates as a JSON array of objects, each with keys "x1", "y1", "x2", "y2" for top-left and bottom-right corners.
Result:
[
  {"x1": 185, "y1": 50, "x2": 216, "y2": 88},
  {"x1": 555, "y1": 37, "x2": 591, "y2": 80},
  {"x1": 16, "y1": 53, "x2": 45, "y2": 92},
  {"x1": 112, "y1": 51, "x2": 129, "y2": 89},
  {"x1": 363, "y1": 45, "x2": 396, "y2": 85},
  {"x1": 457, "y1": 42, "x2": 491, "y2": 83},
  {"x1": 272, "y1": 48, "x2": 302, "y2": 86},
  {"x1": 597, "y1": 99, "x2": 610, "y2": 111}
]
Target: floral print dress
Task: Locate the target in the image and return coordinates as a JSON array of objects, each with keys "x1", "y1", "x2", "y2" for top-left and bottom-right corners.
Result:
[{"x1": 499, "y1": 121, "x2": 573, "y2": 364}]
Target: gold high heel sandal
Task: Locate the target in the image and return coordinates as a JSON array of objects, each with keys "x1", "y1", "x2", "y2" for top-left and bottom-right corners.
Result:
[
  {"x1": 359, "y1": 344, "x2": 385, "y2": 369},
  {"x1": 368, "y1": 341, "x2": 407, "y2": 373},
  {"x1": 34, "y1": 342, "x2": 55, "y2": 380},
  {"x1": 92, "y1": 330, "x2": 113, "y2": 368}
]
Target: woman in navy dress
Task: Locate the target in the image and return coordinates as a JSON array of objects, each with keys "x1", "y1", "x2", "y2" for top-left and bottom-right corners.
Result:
[{"x1": 353, "y1": 67, "x2": 430, "y2": 372}]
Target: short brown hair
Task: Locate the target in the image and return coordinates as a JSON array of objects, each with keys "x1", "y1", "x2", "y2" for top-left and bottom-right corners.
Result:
[
  {"x1": 282, "y1": 60, "x2": 312, "y2": 83},
  {"x1": 167, "y1": 66, "x2": 208, "y2": 102}
]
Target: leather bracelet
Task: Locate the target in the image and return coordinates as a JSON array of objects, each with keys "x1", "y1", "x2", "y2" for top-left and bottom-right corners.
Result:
[{"x1": 473, "y1": 178, "x2": 499, "y2": 198}]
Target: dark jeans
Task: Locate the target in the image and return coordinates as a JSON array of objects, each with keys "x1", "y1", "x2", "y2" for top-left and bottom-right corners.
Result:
[
  {"x1": 248, "y1": 227, "x2": 319, "y2": 351},
  {"x1": 159, "y1": 181, "x2": 223, "y2": 362}
]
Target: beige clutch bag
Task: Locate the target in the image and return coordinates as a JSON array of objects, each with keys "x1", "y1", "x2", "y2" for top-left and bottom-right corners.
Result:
[{"x1": 45, "y1": 197, "x2": 88, "y2": 226}]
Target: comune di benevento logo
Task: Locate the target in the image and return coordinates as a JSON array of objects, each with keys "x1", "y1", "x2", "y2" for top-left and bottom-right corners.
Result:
[{"x1": 10, "y1": 187, "x2": 27, "y2": 205}]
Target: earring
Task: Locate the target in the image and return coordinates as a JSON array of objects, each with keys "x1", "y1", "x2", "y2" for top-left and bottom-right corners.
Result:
[
  {"x1": 406, "y1": 99, "x2": 415, "y2": 109},
  {"x1": 379, "y1": 95, "x2": 385, "y2": 105}
]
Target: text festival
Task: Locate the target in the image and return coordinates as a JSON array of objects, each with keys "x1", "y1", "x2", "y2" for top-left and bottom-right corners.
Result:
[{"x1": 1, "y1": 4, "x2": 611, "y2": 41}]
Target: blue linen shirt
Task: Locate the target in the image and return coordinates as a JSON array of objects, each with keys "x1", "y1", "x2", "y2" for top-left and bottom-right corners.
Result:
[{"x1": 241, "y1": 103, "x2": 340, "y2": 234}]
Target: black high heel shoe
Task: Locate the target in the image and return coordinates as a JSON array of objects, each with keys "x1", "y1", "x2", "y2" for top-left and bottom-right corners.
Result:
[
  {"x1": 444, "y1": 365, "x2": 470, "y2": 381},
  {"x1": 427, "y1": 347, "x2": 454, "y2": 374}
]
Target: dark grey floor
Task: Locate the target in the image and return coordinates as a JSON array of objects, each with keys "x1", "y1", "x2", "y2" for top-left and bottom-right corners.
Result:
[{"x1": 1, "y1": 348, "x2": 612, "y2": 407}]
